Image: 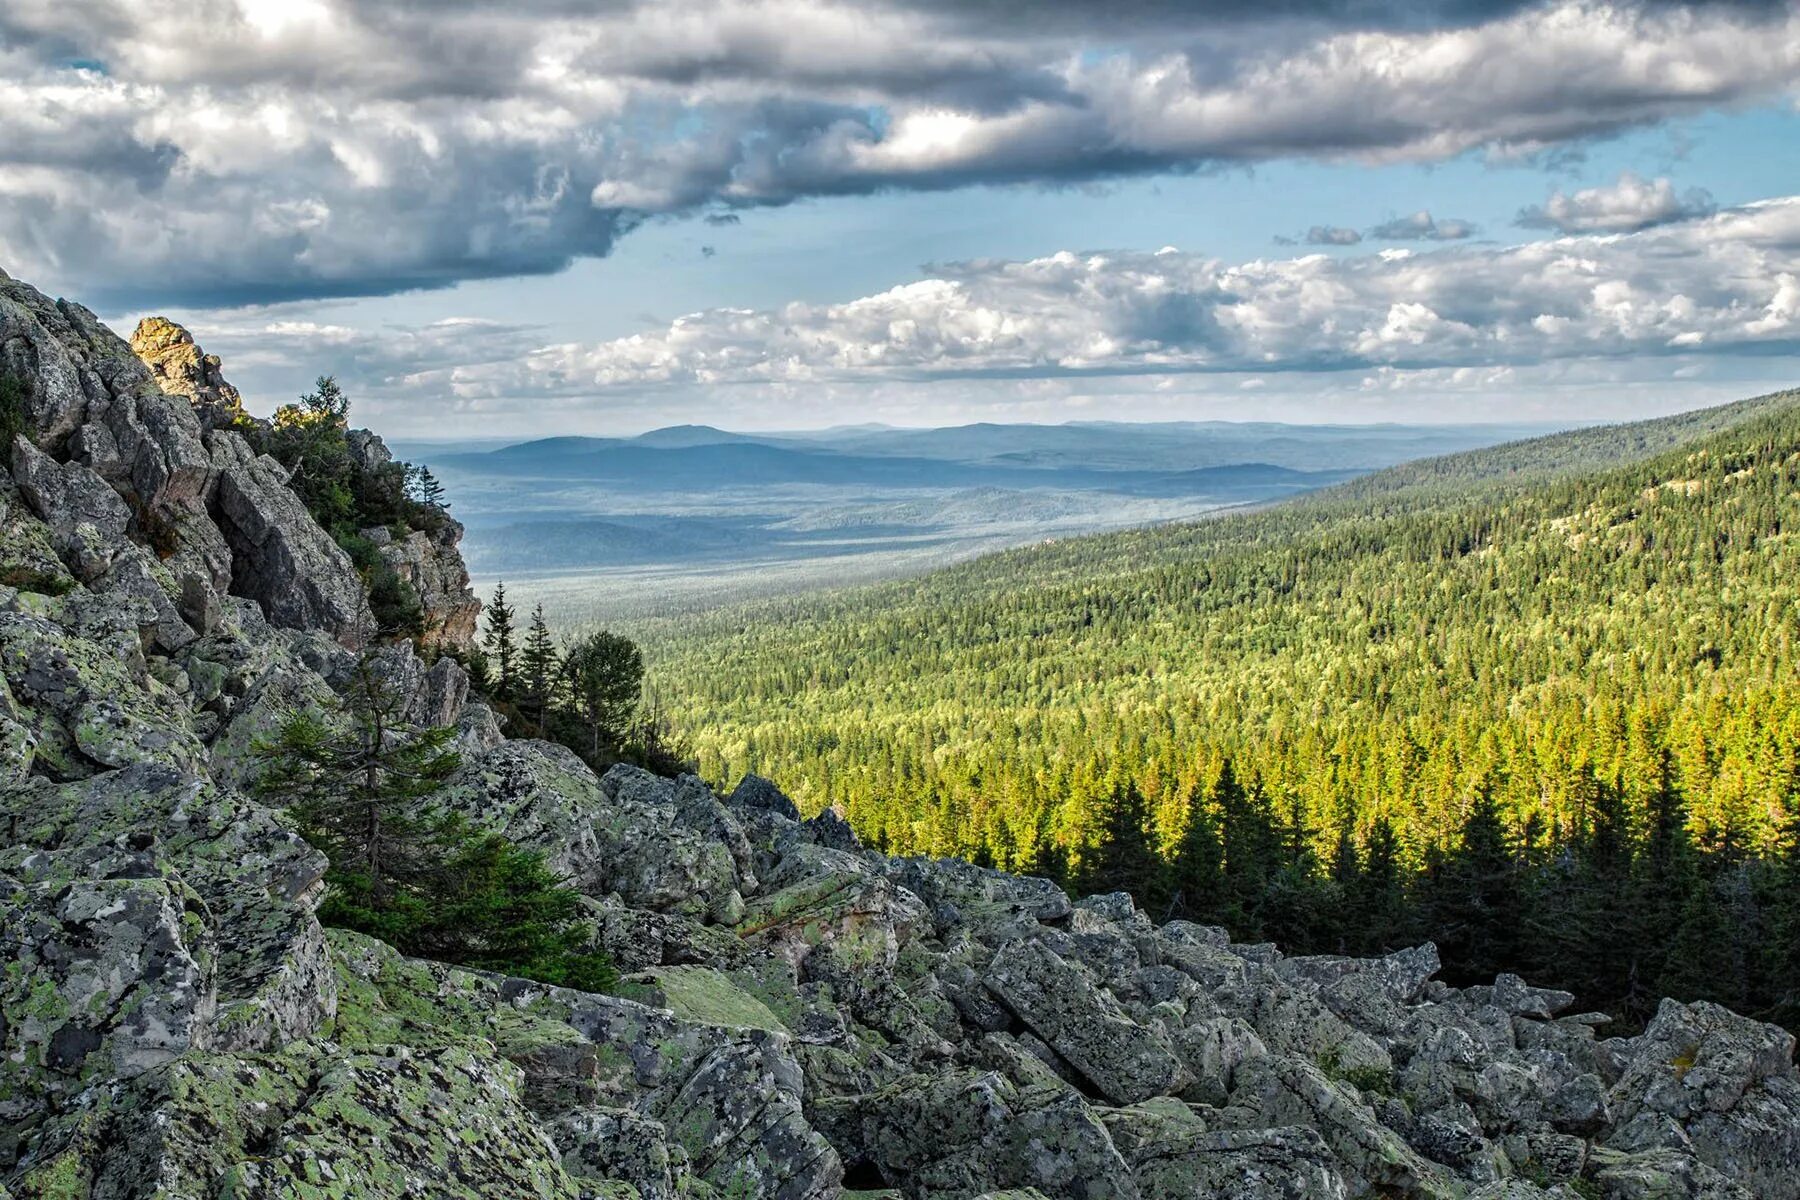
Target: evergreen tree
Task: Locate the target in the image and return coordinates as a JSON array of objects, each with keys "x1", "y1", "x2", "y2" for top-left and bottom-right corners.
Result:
[
  {"x1": 1423, "y1": 782, "x2": 1521, "y2": 984},
  {"x1": 1627, "y1": 750, "x2": 1697, "y2": 1021},
  {"x1": 1080, "y1": 778, "x2": 1160, "y2": 904},
  {"x1": 1164, "y1": 783, "x2": 1223, "y2": 921},
  {"x1": 483, "y1": 582, "x2": 518, "y2": 702},
  {"x1": 252, "y1": 657, "x2": 613, "y2": 991},
  {"x1": 563, "y1": 630, "x2": 644, "y2": 757},
  {"x1": 1765, "y1": 803, "x2": 1800, "y2": 1027},
  {"x1": 518, "y1": 604, "x2": 561, "y2": 736},
  {"x1": 1346, "y1": 817, "x2": 1409, "y2": 954},
  {"x1": 1215, "y1": 761, "x2": 1282, "y2": 938},
  {"x1": 415, "y1": 465, "x2": 449, "y2": 510}
]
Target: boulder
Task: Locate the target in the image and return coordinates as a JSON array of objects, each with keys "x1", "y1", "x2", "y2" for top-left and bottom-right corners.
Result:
[
  {"x1": 10, "y1": 437, "x2": 131, "y2": 583},
  {"x1": 1605, "y1": 999, "x2": 1800, "y2": 1199},
  {"x1": 207, "y1": 431, "x2": 374, "y2": 647},
  {"x1": 982, "y1": 938, "x2": 1189, "y2": 1105}
]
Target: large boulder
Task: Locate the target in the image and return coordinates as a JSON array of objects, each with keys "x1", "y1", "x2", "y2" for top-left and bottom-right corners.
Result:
[
  {"x1": 437, "y1": 748, "x2": 751, "y2": 923},
  {"x1": 982, "y1": 937, "x2": 1189, "y2": 1106},
  {"x1": 1604, "y1": 999, "x2": 1800, "y2": 1199},
  {"x1": 128, "y1": 317, "x2": 246, "y2": 430},
  {"x1": 207, "y1": 431, "x2": 374, "y2": 647},
  {"x1": 10, "y1": 438, "x2": 131, "y2": 583}
]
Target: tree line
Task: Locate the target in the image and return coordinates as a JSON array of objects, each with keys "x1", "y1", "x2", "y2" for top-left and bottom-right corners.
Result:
[
  {"x1": 630, "y1": 394, "x2": 1800, "y2": 1030},
  {"x1": 473, "y1": 584, "x2": 686, "y2": 776}
]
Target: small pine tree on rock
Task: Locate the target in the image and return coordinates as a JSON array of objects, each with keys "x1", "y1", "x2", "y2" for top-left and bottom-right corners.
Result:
[
  {"x1": 519, "y1": 603, "x2": 561, "y2": 736},
  {"x1": 253, "y1": 656, "x2": 614, "y2": 991}
]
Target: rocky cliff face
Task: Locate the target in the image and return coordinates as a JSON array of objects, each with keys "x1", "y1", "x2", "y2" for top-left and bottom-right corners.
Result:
[
  {"x1": 128, "y1": 318, "x2": 246, "y2": 432},
  {"x1": 131, "y1": 312, "x2": 480, "y2": 653},
  {"x1": 4, "y1": 269, "x2": 1800, "y2": 1200}
]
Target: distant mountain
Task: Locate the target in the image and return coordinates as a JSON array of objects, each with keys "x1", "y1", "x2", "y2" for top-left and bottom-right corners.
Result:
[
  {"x1": 434, "y1": 416, "x2": 1577, "y2": 589},
  {"x1": 627, "y1": 424, "x2": 777, "y2": 448}
]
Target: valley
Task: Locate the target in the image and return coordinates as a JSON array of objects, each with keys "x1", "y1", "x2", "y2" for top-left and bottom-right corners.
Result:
[{"x1": 398, "y1": 419, "x2": 1564, "y2": 623}]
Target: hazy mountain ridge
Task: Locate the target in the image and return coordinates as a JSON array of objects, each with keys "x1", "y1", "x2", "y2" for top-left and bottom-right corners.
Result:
[{"x1": 420, "y1": 418, "x2": 1565, "y2": 616}]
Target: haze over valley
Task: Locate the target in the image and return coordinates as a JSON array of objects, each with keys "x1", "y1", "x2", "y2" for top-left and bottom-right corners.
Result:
[{"x1": 401, "y1": 418, "x2": 1564, "y2": 621}]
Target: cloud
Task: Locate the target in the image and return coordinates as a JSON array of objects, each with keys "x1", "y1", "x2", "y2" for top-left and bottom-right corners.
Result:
[
  {"x1": 4, "y1": 0, "x2": 1796, "y2": 305},
  {"x1": 1517, "y1": 170, "x2": 1719, "y2": 233},
  {"x1": 1306, "y1": 226, "x2": 1364, "y2": 245},
  {"x1": 1367, "y1": 211, "x2": 1477, "y2": 241},
  {"x1": 274, "y1": 197, "x2": 1797, "y2": 413}
]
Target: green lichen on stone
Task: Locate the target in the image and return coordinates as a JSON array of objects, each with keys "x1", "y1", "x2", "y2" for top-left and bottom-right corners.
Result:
[
  {"x1": 0, "y1": 517, "x2": 75, "y2": 598},
  {"x1": 617, "y1": 967, "x2": 788, "y2": 1034}
]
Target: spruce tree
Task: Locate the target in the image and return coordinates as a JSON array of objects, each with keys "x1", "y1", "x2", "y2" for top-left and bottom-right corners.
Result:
[
  {"x1": 518, "y1": 604, "x2": 561, "y2": 736},
  {"x1": 416, "y1": 466, "x2": 449, "y2": 510},
  {"x1": 1080, "y1": 778, "x2": 1160, "y2": 904},
  {"x1": 483, "y1": 582, "x2": 518, "y2": 702},
  {"x1": 1165, "y1": 782, "x2": 1223, "y2": 921},
  {"x1": 1423, "y1": 781, "x2": 1521, "y2": 985},
  {"x1": 253, "y1": 657, "x2": 614, "y2": 991},
  {"x1": 1215, "y1": 760, "x2": 1281, "y2": 939}
]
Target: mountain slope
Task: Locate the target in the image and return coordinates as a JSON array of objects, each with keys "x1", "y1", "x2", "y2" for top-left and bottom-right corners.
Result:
[{"x1": 644, "y1": 388, "x2": 1800, "y2": 865}]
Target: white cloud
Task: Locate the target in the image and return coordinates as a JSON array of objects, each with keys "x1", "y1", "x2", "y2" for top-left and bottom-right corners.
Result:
[
  {"x1": 223, "y1": 196, "x2": 1799, "y2": 423},
  {"x1": 1516, "y1": 170, "x2": 1719, "y2": 233},
  {"x1": 1, "y1": 0, "x2": 1797, "y2": 303}
]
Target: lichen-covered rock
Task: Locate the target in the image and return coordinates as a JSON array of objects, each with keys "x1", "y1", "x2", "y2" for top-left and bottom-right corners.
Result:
[
  {"x1": 128, "y1": 317, "x2": 245, "y2": 429},
  {"x1": 330, "y1": 931, "x2": 841, "y2": 1200},
  {"x1": 1603, "y1": 999, "x2": 1800, "y2": 1199},
  {"x1": 364, "y1": 520, "x2": 482, "y2": 653},
  {"x1": 1223, "y1": 1055, "x2": 1455, "y2": 1199},
  {"x1": 982, "y1": 937, "x2": 1188, "y2": 1106},
  {"x1": 0, "y1": 605, "x2": 205, "y2": 777},
  {"x1": 208, "y1": 430, "x2": 375, "y2": 647},
  {"x1": 10, "y1": 438, "x2": 131, "y2": 583}
]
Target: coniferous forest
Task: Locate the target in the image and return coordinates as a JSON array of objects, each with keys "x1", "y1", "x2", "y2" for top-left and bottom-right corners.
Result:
[{"x1": 634, "y1": 391, "x2": 1800, "y2": 1031}]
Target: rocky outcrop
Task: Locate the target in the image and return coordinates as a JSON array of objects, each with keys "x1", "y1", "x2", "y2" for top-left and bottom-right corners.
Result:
[
  {"x1": 6, "y1": 265, "x2": 1800, "y2": 1200},
  {"x1": 127, "y1": 317, "x2": 244, "y2": 430},
  {"x1": 340, "y1": 426, "x2": 479, "y2": 652},
  {"x1": 363, "y1": 519, "x2": 481, "y2": 651},
  {"x1": 209, "y1": 430, "x2": 375, "y2": 646},
  {"x1": 0, "y1": 272, "x2": 388, "y2": 649}
]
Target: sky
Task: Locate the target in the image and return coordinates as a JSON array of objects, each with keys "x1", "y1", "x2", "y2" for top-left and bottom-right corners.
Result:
[{"x1": 3, "y1": 0, "x2": 1799, "y2": 436}]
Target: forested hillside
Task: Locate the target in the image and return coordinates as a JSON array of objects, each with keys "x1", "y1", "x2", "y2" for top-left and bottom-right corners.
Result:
[{"x1": 639, "y1": 390, "x2": 1800, "y2": 1027}]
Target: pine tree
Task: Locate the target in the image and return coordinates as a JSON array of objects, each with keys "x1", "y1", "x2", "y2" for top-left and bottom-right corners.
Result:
[
  {"x1": 252, "y1": 656, "x2": 614, "y2": 991},
  {"x1": 518, "y1": 604, "x2": 561, "y2": 736},
  {"x1": 416, "y1": 465, "x2": 449, "y2": 510},
  {"x1": 483, "y1": 582, "x2": 518, "y2": 702},
  {"x1": 1080, "y1": 778, "x2": 1161, "y2": 904},
  {"x1": 1216, "y1": 760, "x2": 1282, "y2": 938},
  {"x1": 1423, "y1": 781, "x2": 1521, "y2": 985},
  {"x1": 563, "y1": 630, "x2": 644, "y2": 758},
  {"x1": 1164, "y1": 783, "x2": 1222, "y2": 922}
]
